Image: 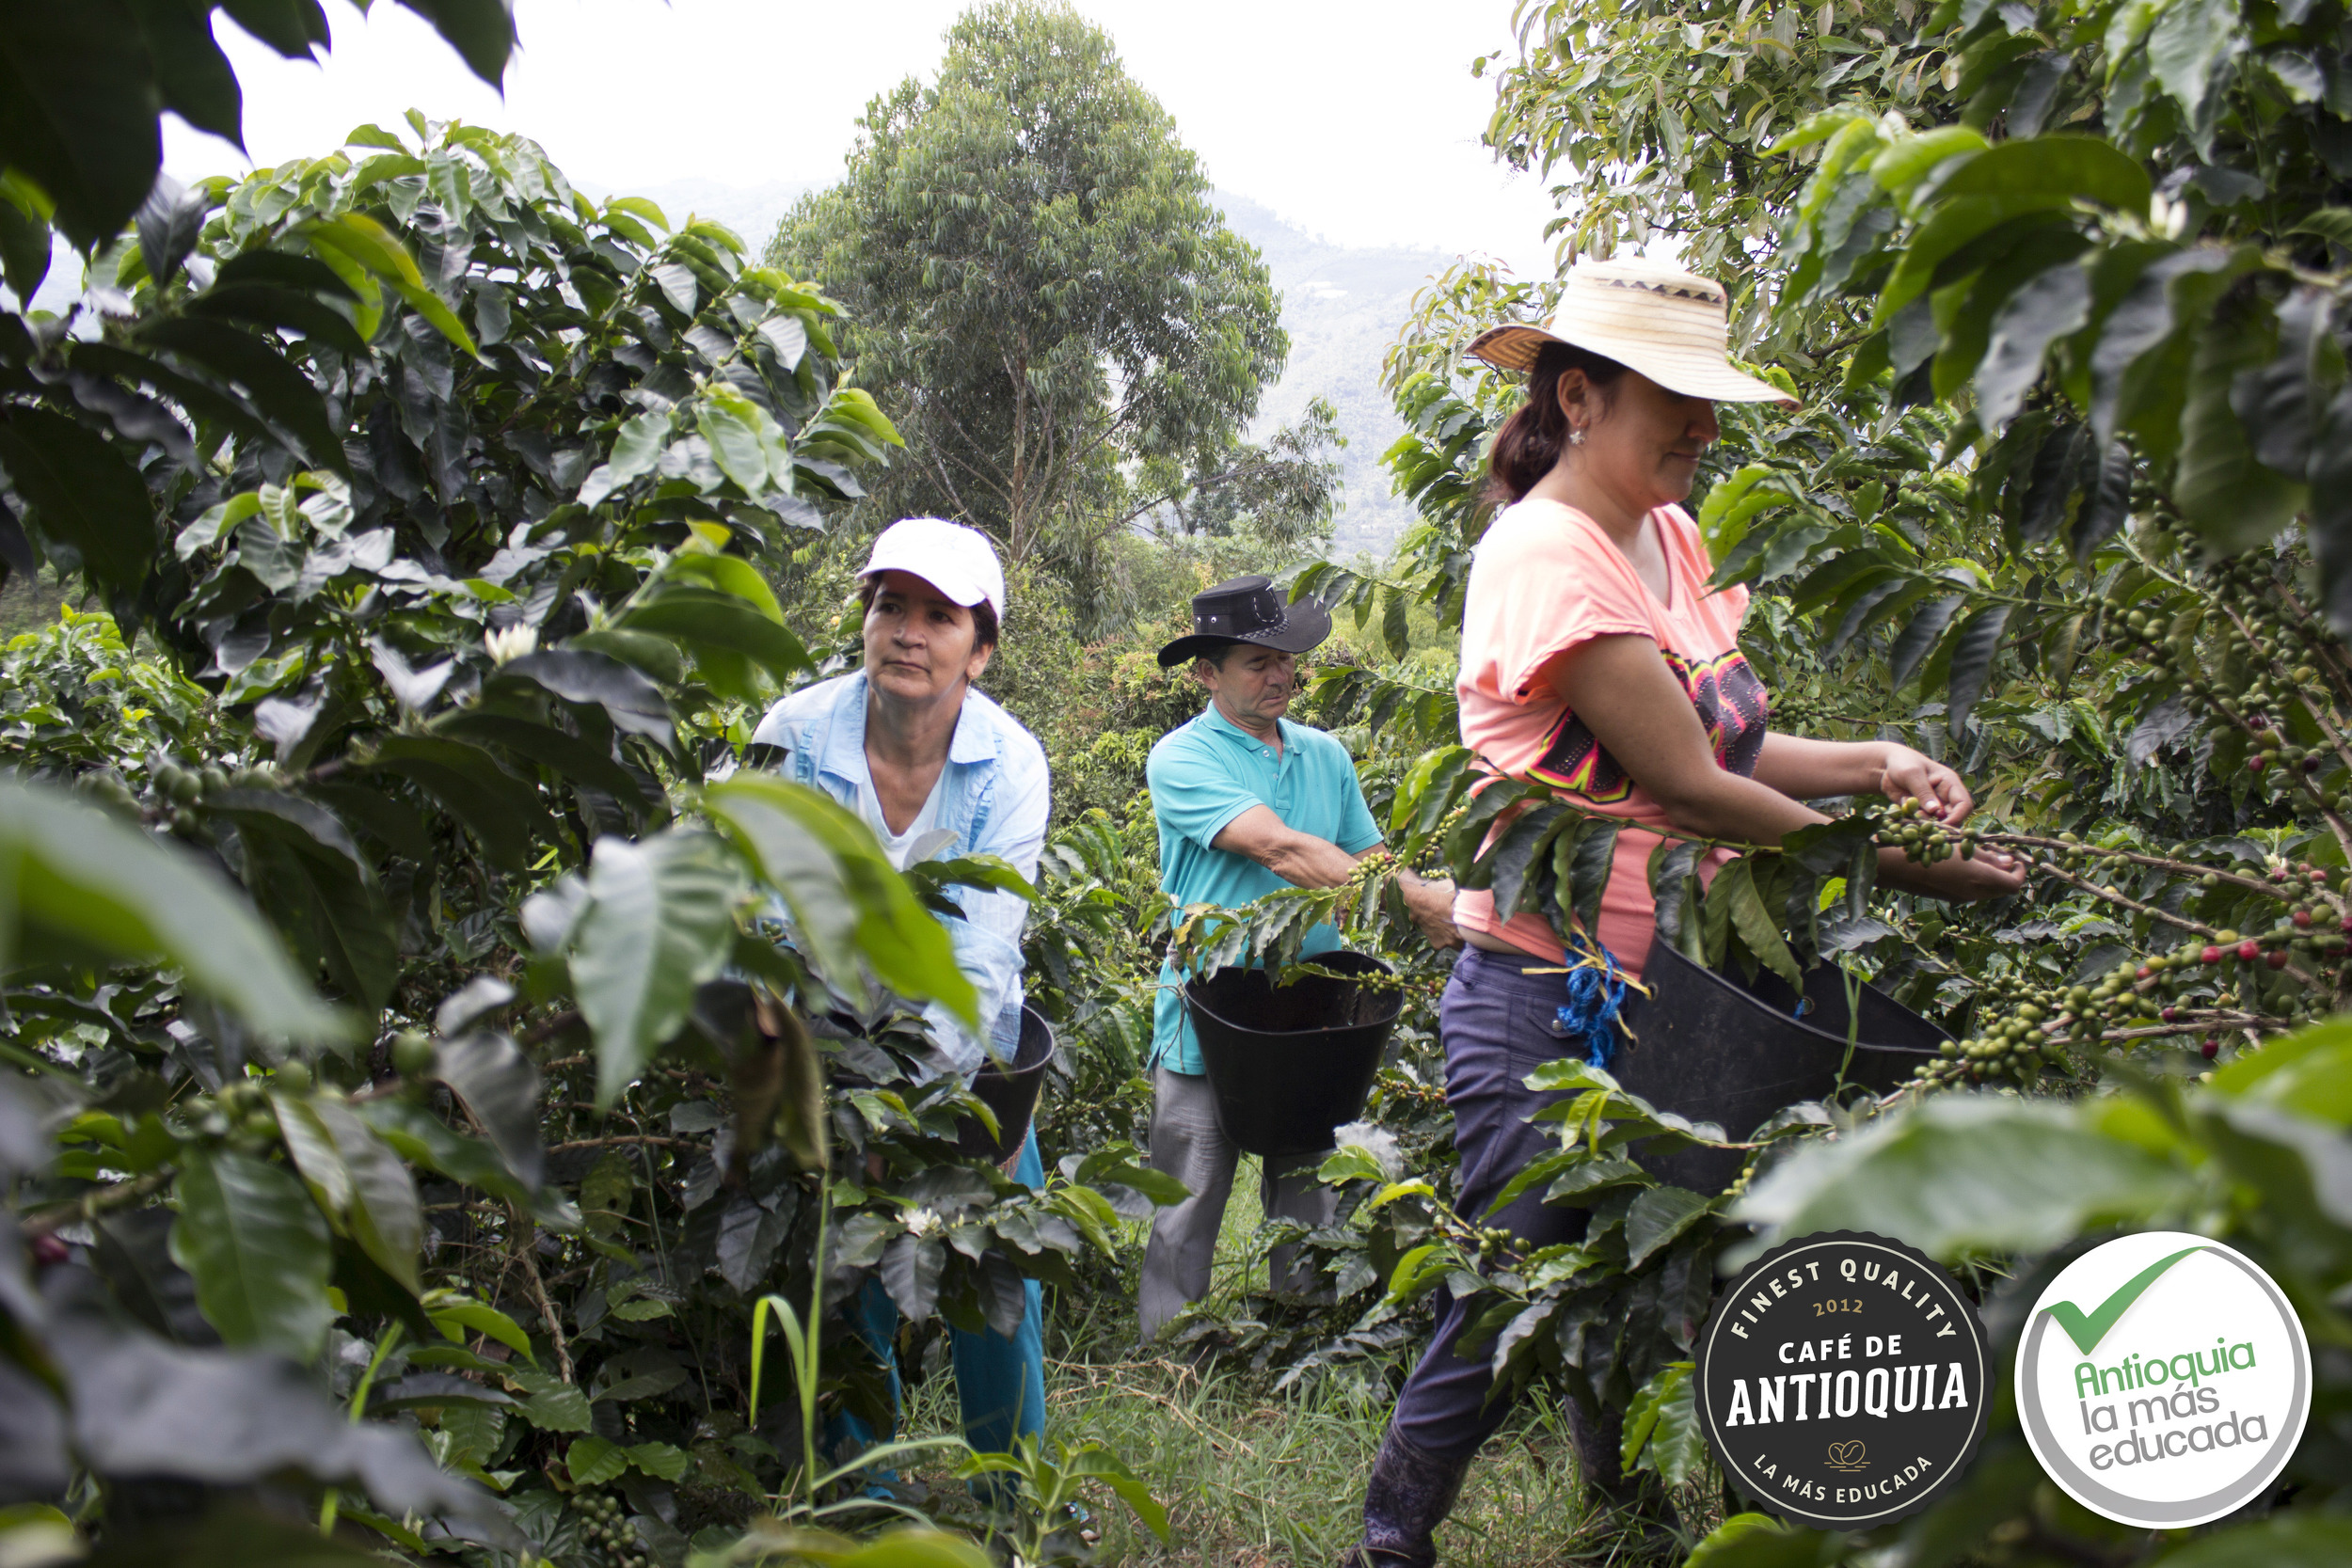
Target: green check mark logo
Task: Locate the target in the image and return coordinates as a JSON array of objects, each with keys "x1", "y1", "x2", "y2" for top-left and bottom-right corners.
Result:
[{"x1": 2044, "y1": 1245, "x2": 2206, "y2": 1355}]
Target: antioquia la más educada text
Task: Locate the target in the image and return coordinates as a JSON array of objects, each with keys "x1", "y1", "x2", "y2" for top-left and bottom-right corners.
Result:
[
  {"x1": 2067, "y1": 1337, "x2": 2271, "y2": 1472},
  {"x1": 1742, "y1": 1450, "x2": 1947, "y2": 1508}
]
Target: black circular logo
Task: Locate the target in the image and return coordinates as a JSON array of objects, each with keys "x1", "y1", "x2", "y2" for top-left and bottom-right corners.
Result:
[{"x1": 1696, "y1": 1230, "x2": 1989, "y2": 1530}]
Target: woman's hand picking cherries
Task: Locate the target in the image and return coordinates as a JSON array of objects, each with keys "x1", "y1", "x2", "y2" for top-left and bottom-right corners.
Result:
[{"x1": 1879, "y1": 744, "x2": 1974, "y2": 825}]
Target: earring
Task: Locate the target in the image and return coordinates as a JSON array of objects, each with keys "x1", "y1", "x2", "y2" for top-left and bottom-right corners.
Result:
[{"x1": 1567, "y1": 428, "x2": 1585, "y2": 446}]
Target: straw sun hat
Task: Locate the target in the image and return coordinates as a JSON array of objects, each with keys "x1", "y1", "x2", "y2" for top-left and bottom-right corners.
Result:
[{"x1": 1464, "y1": 257, "x2": 1800, "y2": 407}]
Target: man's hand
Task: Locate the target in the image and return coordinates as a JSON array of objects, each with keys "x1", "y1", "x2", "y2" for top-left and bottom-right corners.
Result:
[
  {"x1": 1398, "y1": 870, "x2": 1461, "y2": 949},
  {"x1": 1878, "y1": 744, "x2": 1975, "y2": 825},
  {"x1": 1210, "y1": 807, "x2": 1463, "y2": 946},
  {"x1": 1211, "y1": 804, "x2": 1360, "y2": 889}
]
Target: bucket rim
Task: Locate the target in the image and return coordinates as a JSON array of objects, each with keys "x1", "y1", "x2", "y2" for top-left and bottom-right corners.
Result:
[
  {"x1": 1639, "y1": 939, "x2": 1947, "y2": 1057},
  {"x1": 1180, "y1": 949, "x2": 1406, "y2": 1039},
  {"x1": 973, "y1": 1003, "x2": 1057, "y2": 1084}
]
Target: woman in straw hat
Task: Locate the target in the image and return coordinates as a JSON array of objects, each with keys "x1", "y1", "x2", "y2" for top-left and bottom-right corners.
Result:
[{"x1": 1342, "y1": 258, "x2": 2022, "y2": 1563}]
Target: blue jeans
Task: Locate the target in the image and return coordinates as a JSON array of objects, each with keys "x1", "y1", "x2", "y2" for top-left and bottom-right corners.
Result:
[
  {"x1": 1390, "y1": 946, "x2": 1591, "y2": 1461},
  {"x1": 830, "y1": 1128, "x2": 1048, "y2": 1469}
]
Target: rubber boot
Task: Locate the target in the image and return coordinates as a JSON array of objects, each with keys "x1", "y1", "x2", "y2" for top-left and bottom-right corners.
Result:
[
  {"x1": 1339, "y1": 1425, "x2": 1471, "y2": 1568},
  {"x1": 1565, "y1": 1390, "x2": 1682, "y2": 1553},
  {"x1": 1562, "y1": 1391, "x2": 1643, "y2": 1510}
]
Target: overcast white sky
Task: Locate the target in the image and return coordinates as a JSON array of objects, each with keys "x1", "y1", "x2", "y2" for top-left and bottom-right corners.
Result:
[{"x1": 159, "y1": 0, "x2": 1565, "y2": 277}]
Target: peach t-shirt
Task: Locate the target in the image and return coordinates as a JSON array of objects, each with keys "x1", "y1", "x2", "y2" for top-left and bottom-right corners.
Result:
[{"x1": 1452, "y1": 499, "x2": 1769, "y2": 979}]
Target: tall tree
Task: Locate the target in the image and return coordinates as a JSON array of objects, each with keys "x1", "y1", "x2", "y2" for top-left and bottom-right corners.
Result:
[{"x1": 769, "y1": 2, "x2": 1307, "y2": 581}]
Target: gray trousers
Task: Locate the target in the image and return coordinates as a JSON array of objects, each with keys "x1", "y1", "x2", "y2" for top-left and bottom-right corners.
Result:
[{"x1": 1137, "y1": 1065, "x2": 1338, "y2": 1340}]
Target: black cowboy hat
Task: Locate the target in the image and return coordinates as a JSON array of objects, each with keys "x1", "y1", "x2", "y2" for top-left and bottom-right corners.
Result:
[{"x1": 1155, "y1": 575, "x2": 1334, "y2": 669}]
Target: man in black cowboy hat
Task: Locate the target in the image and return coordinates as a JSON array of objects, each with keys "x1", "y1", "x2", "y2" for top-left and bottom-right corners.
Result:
[{"x1": 1137, "y1": 576, "x2": 1459, "y2": 1340}]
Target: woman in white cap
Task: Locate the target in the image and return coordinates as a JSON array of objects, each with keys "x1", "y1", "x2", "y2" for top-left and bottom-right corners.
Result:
[
  {"x1": 747, "y1": 517, "x2": 1052, "y2": 1479},
  {"x1": 1342, "y1": 260, "x2": 2023, "y2": 1563}
]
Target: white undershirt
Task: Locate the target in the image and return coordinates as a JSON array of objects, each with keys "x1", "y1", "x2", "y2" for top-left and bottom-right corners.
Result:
[{"x1": 855, "y1": 770, "x2": 947, "y2": 869}]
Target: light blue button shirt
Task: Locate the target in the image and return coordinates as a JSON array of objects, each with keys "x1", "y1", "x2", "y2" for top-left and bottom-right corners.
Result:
[
  {"x1": 1146, "y1": 703, "x2": 1383, "y2": 1075},
  {"x1": 751, "y1": 672, "x2": 1049, "y2": 1075}
]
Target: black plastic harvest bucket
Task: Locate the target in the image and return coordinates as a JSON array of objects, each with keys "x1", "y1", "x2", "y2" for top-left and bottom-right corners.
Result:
[
  {"x1": 954, "y1": 1005, "x2": 1057, "y2": 1164},
  {"x1": 1183, "y1": 950, "x2": 1403, "y2": 1159},
  {"x1": 1608, "y1": 938, "x2": 1947, "y2": 1194}
]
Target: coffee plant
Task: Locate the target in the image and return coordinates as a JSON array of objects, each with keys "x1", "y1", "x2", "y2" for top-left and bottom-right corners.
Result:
[
  {"x1": 0, "y1": 27, "x2": 1171, "y2": 1561},
  {"x1": 1147, "y1": 0, "x2": 2352, "y2": 1556},
  {"x1": 8, "y1": 1, "x2": 2352, "y2": 1564}
]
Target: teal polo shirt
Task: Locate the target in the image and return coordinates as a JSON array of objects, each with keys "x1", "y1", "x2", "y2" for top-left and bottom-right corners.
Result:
[{"x1": 1146, "y1": 702, "x2": 1384, "y2": 1074}]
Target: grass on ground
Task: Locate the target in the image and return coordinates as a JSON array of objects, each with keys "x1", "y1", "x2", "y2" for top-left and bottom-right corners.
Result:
[
  {"x1": 893, "y1": 1157, "x2": 1712, "y2": 1564},
  {"x1": 1, "y1": 574, "x2": 1708, "y2": 1559},
  {"x1": 0, "y1": 569, "x2": 78, "y2": 641}
]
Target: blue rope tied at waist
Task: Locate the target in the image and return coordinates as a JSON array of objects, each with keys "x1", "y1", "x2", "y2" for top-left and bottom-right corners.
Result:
[{"x1": 1553, "y1": 937, "x2": 1642, "y2": 1069}]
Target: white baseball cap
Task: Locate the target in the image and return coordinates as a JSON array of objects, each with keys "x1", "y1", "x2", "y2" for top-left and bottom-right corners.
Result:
[{"x1": 860, "y1": 517, "x2": 1007, "y2": 627}]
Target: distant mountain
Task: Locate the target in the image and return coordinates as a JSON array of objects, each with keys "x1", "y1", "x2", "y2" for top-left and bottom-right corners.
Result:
[
  {"x1": 577, "y1": 177, "x2": 816, "y2": 254},
  {"x1": 598, "y1": 178, "x2": 1459, "y2": 556},
  {"x1": 1210, "y1": 190, "x2": 1457, "y2": 556}
]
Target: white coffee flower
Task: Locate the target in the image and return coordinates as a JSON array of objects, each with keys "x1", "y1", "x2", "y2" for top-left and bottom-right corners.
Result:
[{"x1": 484, "y1": 625, "x2": 539, "y2": 666}]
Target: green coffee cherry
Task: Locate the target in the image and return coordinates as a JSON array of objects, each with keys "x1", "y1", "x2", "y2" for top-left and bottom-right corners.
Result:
[{"x1": 391, "y1": 1031, "x2": 437, "y2": 1077}]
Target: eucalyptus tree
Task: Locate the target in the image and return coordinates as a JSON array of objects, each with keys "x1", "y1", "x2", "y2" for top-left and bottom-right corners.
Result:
[{"x1": 768, "y1": 3, "x2": 1311, "y2": 612}]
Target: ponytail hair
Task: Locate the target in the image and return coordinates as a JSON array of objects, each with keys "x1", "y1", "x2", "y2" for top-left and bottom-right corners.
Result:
[{"x1": 1485, "y1": 340, "x2": 1634, "y2": 506}]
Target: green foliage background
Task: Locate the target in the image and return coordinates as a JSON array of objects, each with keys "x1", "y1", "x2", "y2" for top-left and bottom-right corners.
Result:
[{"x1": 7, "y1": 0, "x2": 2352, "y2": 1565}]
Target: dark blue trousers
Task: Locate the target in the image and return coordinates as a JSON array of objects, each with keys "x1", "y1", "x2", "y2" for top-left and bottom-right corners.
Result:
[{"x1": 1391, "y1": 945, "x2": 1592, "y2": 1460}]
